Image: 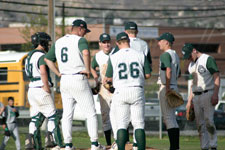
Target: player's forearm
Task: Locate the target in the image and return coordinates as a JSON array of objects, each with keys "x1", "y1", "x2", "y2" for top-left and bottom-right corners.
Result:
[
  {"x1": 91, "y1": 68, "x2": 98, "y2": 80},
  {"x1": 166, "y1": 67, "x2": 171, "y2": 90},
  {"x1": 44, "y1": 58, "x2": 61, "y2": 77},
  {"x1": 40, "y1": 65, "x2": 50, "y2": 89},
  {"x1": 188, "y1": 88, "x2": 193, "y2": 103},
  {"x1": 82, "y1": 50, "x2": 91, "y2": 73},
  {"x1": 213, "y1": 72, "x2": 220, "y2": 95}
]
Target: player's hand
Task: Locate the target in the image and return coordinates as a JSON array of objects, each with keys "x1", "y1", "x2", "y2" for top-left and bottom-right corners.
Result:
[
  {"x1": 57, "y1": 73, "x2": 62, "y2": 78},
  {"x1": 43, "y1": 86, "x2": 51, "y2": 93},
  {"x1": 103, "y1": 77, "x2": 111, "y2": 85},
  {"x1": 80, "y1": 70, "x2": 90, "y2": 78},
  {"x1": 211, "y1": 94, "x2": 219, "y2": 106},
  {"x1": 166, "y1": 88, "x2": 172, "y2": 95},
  {"x1": 12, "y1": 108, "x2": 17, "y2": 112},
  {"x1": 94, "y1": 78, "x2": 99, "y2": 86},
  {"x1": 2, "y1": 124, "x2": 6, "y2": 130}
]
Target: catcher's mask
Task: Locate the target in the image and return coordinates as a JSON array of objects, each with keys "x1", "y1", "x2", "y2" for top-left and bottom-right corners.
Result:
[{"x1": 31, "y1": 32, "x2": 51, "y2": 51}]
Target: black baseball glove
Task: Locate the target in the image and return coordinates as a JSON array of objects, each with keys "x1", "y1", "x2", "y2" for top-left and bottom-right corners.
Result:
[
  {"x1": 91, "y1": 82, "x2": 101, "y2": 95},
  {"x1": 103, "y1": 82, "x2": 115, "y2": 93},
  {"x1": 4, "y1": 129, "x2": 11, "y2": 136}
]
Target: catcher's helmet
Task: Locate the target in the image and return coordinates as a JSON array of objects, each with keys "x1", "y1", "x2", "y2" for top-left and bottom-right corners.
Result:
[{"x1": 31, "y1": 32, "x2": 51, "y2": 50}]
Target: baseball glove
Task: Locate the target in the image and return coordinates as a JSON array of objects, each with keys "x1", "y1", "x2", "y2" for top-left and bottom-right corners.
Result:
[
  {"x1": 4, "y1": 128, "x2": 11, "y2": 136},
  {"x1": 186, "y1": 103, "x2": 195, "y2": 121},
  {"x1": 103, "y1": 82, "x2": 115, "y2": 93},
  {"x1": 91, "y1": 83, "x2": 100, "y2": 95},
  {"x1": 166, "y1": 90, "x2": 184, "y2": 108}
]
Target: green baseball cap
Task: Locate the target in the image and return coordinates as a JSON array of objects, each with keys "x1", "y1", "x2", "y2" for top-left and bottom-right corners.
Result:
[
  {"x1": 124, "y1": 21, "x2": 138, "y2": 30},
  {"x1": 72, "y1": 19, "x2": 91, "y2": 33},
  {"x1": 116, "y1": 32, "x2": 129, "y2": 41},
  {"x1": 182, "y1": 43, "x2": 194, "y2": 59},
  {"x1": 157, "y1": 32, "x2": 175, "y2": 44},
  {"x1": 99, "y1": 33, "x2": 111, "y2": 42}
]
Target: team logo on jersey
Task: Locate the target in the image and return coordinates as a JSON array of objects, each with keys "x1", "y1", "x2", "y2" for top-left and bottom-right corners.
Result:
[{"x1": 198, "y1": 65, "x2": 206, "y2": 74}]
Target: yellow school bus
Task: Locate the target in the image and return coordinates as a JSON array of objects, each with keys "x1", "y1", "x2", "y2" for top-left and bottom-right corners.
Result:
[{"x1": 0, "y1": 51, "x2": 62, "y2": 109}]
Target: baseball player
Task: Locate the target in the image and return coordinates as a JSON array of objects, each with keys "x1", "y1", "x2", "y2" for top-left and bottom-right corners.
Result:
[
  {"x1": 157, "y1": 32, "x2": 180, "y2": 150},
  {"x1": 25, "y1": 32, "x2": 63, "y2": 150},
  {"x1": 91, "y1": 33, "x2": 115, "y2": 146},
  {"x1": 113, "y1": 21, "x2": 152, "y2": 66},
  {"x1": 112, "y1": 21, "x2": 152, "y2": 149},
  {"x1": 44, "y1": 19, "x2": 105, "y2": 150},
  {"x1": 104, "y1": 32, "x2": 151, "y2": 150},
  {"x1": 182, "y1": 44, "x2": 220, "y2": 150},
  {"x1": 0, "y1": 97, "x2": 20, "y2": 150}
]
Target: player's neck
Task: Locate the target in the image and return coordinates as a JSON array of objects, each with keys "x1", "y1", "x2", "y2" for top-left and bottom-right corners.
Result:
[
  {"x1": 118, "y1": 43, "x2": 130, "y2": 49},
  {"x1": 128, "y1": 34, "x2": 136, "y2": 38}
]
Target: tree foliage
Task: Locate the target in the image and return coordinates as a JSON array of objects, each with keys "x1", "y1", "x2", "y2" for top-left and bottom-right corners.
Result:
[{"x1": 19, "y1": 8, "x2": 48, "y2": 51}]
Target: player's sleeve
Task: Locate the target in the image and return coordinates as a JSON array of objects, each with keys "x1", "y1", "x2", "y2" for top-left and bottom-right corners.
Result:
[
  {"x1": 143, "y1": 56, "x2": 152, "y2": 74},
  {"x1": 160, "y1": 52, "x2": 171, "y2": 70},
  {"x1": 91, "y1": 55, "x2": 99, "y2": 69},
  {"x1": 147, "y1": 49, "x2": 152, "y2": 65},
  {"x1": 105, "y1": 57, "x2": 113, "y2": 78},
  {"x1": 206, "y1": 56, "x2": 219, "y2": 74},
  {"x1": 38, "y1": 55, "x2": 46, "y2": 67},
  {"x1": 78, "y1": 38, "x2": 89, "y2": 52},
  {"x1": 45, "y1": 43, "x2": 56, "y2": 62},
  {"x1": 15, "y1": 108, "x2": 19, "y2": 117}
]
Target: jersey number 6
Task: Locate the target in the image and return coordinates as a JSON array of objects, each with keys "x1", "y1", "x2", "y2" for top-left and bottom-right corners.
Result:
[{"x1": 61, "y1": 47, "x2": 68, "y2": 63}]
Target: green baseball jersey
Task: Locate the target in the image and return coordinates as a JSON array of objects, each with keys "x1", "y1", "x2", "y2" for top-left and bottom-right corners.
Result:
[
  {"x1": 45, "y1": 34, "x2": 89, "y2": 74},
  {"x1": 106, "y1": 48, "x2": 151, "y2": 88}
]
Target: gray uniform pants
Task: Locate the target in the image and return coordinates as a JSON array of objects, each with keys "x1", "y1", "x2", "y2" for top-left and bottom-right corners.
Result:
[
  {"x1": 159, "y1": 85, "x2": 179, "y2": 129},
  {"x1": 193, "y1": 90, "x2": 217, "y2": 149},
  {"x1": 0, "y1": 123, "x2": 20, "y2": 150}
]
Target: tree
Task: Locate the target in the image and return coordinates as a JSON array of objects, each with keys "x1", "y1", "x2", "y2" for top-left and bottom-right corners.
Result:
[{"x1": 19, "y1": 8, "x2": 48, "y2": 51}]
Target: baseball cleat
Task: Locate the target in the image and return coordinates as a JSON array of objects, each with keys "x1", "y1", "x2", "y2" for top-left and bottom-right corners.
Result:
[
  {"x1": 109, "y1": 142, "x2": 118, "y2": 150},
  {"x1": 91, "y1": 143, "x2": 106, "y2": 150}
]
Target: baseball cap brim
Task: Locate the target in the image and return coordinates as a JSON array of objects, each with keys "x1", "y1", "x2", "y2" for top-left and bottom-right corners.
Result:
[
  {"x1": 156, "y1": 37, "x2": 163, "y2": 41},
  {"x1": 183, "y1": 52, "x2": 191, "y2": 59},
  {"x1": 86, "y1": 28, "x2": 91, "y2": 33}
]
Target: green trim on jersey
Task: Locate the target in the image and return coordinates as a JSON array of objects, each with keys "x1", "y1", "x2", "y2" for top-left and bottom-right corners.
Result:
[
  {"x1": 45, "y1": 43, "x2": 56, "y2": 62},
  {"x1": 38, "y1": 55, "x2": 52, "y2": 83},
  {"x1": 38, "y1": 55, "x2": 46, "y2": 66},
  {"x1": 112, "y1": 46, "x2": 119, "y2": 54},
  {"x1": 160, "y1": 52, "x2": 171, "y2": 70},
  {"x1": 105, "y1": 58, "x2": 113, "y2": 78},
  {"x1": 147, "y1": 51, "x2": 152, "y2": 65},
  {"x1": 78, "y1": 38, "x2": 89, "y2": 52},
  {"x1": 91, "y1": 55, "x2": 99, "y2": 69},
  {"x1": 206, "y1": 56, "x2": 219, "y2": 74},
  {"x1": 144, "y1": 56, "x2": 152, "y2": 74}
]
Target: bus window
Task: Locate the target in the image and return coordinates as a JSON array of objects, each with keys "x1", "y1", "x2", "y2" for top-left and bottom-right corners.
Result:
[{"x1": 0, "y1": 67, "x2": 7, "y2": 82}]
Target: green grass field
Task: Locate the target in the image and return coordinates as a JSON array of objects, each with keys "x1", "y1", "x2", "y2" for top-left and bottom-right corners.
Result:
[{"x1": 0, "y1": 127, "x2": 225, "y2": 150}]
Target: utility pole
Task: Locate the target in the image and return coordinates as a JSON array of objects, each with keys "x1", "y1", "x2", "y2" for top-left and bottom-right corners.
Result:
[
  {"x1": 48, "y1": 0, "x2": 56, "y2": 100},
  {"x1": 62, "y1": 2, "x2": 65, "y2": 36},
  {"x1": 48, "y1": 0, "x2": 55, "y2": 42},
  {"x1": 102, "y1": 11, "x2": 106, "y2": 33}
]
